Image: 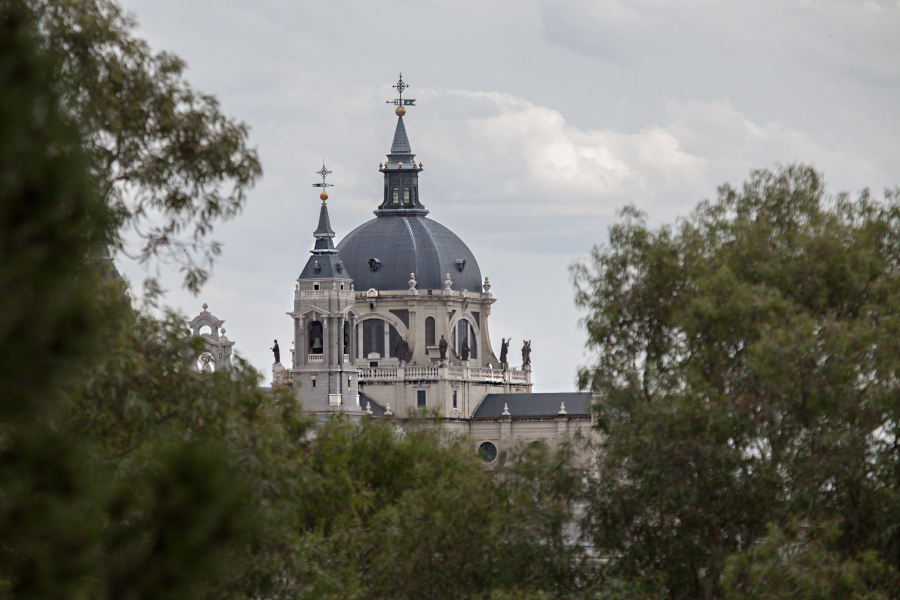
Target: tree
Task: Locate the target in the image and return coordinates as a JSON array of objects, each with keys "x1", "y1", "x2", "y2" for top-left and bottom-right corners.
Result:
[
  {"x1": 721, "y1": 521, "x2": 896, "y2": 600},
  {"x1": 282, "y1": 418, "x2": 588, "y2": 600},
  {"x1": 0, "y1": 4, "x2": 258, "y2": 597},
  {"x1": 30, "y1": 0, "x2": 262, "y2": 291},
  {"x1": 573, "y1": 165, "x2": 900, "y2": 599}
]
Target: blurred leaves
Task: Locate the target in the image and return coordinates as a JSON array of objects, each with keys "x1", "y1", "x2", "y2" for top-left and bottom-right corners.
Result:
[{"x1": 721, "y1": 522, "x2": 897, "y2": 600}]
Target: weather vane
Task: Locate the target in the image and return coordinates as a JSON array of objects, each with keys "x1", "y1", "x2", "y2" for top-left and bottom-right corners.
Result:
[
  {"x1": 312, "y1": 161, "x2": 333, "y2": 203},
  {"x1": 386, "y1": 73, "x2": 416, "y2": 107}
]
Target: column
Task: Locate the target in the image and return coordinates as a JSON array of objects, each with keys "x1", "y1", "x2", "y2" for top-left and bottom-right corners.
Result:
[
  {"x1": 383, "y1": 320, "x2": 390, "y2": 359},
  {"x1": 338, "y1": 317, "x2": 345, "y2": 364},
  {"x1": 347, "y1": 315, "x2": 355, "y2": 365},
  {"x1": 293, "y1": 317, "x2": 300, "y2": 368},
  {"x1": 357, "y1": 321, "x2": 363, "y2": 361},
  {"x1": 300, "y1": 315, "x2": 306, "y2": 366}
]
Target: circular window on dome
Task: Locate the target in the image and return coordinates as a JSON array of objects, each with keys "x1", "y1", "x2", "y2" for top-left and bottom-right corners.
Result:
[
  {"x1": 368, "y1": 258, "x2": 381, "y2": 272},
  {"x1": 478, "y1": 441, "x2": 498, "y2": 463}
]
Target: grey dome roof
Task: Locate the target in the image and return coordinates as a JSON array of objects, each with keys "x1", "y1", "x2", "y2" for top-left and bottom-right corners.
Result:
[{"x1": 336, "y1": 215, "x2": 482, "y2": 292}]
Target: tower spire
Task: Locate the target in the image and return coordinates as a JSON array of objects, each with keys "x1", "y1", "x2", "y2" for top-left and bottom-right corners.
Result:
[
  {"x1": 296, "y1": 161, "x2": 348, "y2": 281},
  {"x1": 377, "y1": 74, "x2": 426, "y2": 216},
  {"x1": 311, "y1": 162, "x2": 336, "y2": 254}
]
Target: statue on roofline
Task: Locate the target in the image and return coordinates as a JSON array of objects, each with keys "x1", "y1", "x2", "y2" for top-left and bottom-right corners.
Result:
[
  {"x1": 499, "y1": 338, "x2": 510, "y2": 365},
  {"x1": 394, "y1": 337, "x2": 411, "y2": 364},
  {"x1": 271, "y1": 340, "x2": 280, "y2": 364}
]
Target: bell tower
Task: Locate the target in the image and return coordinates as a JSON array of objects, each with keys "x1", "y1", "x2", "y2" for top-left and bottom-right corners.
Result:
[{"x1": 289, "y1": 163, "x2": 361, "y2": 416}]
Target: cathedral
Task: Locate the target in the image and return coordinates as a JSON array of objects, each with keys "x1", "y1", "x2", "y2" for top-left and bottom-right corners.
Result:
[{"x1": 193, "y1": 78, "x2": 594, "y2": 465}]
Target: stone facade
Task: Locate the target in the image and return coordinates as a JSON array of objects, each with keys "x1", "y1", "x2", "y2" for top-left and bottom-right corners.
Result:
[{"x1": 193, "y1": 101, "x2": 599, "y2": 467}]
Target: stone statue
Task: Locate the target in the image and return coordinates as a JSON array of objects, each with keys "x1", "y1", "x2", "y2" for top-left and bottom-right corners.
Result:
[
  {"x1": 394, "y1": 337, "x2": 410, "y2": 363},
  {"x1": 439, "y1": 335, "x2": 448, "y2": 360},
  {"x1": 499, "y1": 338, "x2": 510, "y2": 364},
  {"x1": 521, "y1": 340, "x2": 531, "y2": 367},
  {"x1": 271, "y1": 340, "x2": 280, "y2": 364},
  {"x1": 461, "y1": 338, "x2": 470, "y2": 362}
]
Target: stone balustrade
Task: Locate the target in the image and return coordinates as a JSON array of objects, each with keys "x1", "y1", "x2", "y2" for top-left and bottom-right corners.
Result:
[
  {"x1": 299, "y1": 290, "x2": 354, "y2": 299},
  {"x1": 358, "y1": 364, "x2": 531, "y2": 386},
  {"x1": 405, "y1": 365, "x2": 439, "y2": 379},
  {"x1": 308, "y1": 354, "x2": 324, "y2": 362},
  {"x1": 470, "y1": 367, "x2": 504, "y2": 383},
  {"x1": 359, "y1": 366, "x2": 398, "y2": 380},
  {"x1": 510, "y1": 370, "x2": 528, "y2": 384}
]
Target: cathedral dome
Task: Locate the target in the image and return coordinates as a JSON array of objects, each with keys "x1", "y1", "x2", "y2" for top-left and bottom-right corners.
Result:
[{"x1": 336, "y1": 215, "x2": 482, "y2": 293}]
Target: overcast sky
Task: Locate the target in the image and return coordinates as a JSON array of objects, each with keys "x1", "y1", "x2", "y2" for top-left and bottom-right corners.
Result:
[{"x1": 116, "y1": 0, "x2": 900, "y2": 391}]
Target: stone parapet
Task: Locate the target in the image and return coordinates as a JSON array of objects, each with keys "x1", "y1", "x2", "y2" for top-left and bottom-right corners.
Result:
[{"x1": 358, "y1": 365, "x2": 531, "y2": 386}]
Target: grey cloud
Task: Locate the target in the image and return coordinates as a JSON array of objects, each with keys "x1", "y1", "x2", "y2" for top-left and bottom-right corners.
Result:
[{"x1": 115, "y1": 0, "x2": 898, "y2": 389}]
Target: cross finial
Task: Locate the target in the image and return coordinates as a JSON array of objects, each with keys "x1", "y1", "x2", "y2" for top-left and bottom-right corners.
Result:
[
  {"x1": 312, "y1": 161, "x2": 333, "y2": 203},
  {"x1": 387, "y1": 73, "x2": 416, "y2": 108},
  {"x1": 393, "y1": 73, "x2": 408, "y2": 101},
  {"x1": 313, "y1": 161, "x2": 333, "y2": 188}
]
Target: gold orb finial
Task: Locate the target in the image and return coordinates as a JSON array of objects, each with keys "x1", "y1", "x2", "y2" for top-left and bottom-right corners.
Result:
[
  {"x1": 395, "y1": 105, "x2": 406, "y2": 117},
  {"x1": 320, "y1": 191, "x2": 328, "y2": 201}
]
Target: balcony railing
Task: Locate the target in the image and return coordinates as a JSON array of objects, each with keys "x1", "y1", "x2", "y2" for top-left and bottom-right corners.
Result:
[
  {"x1": 299, "y1": 290, "x2": 354, "y2": 299},
  {"x1": 358, "y1": 365, "x2": 531, "y2": 386},
  {"x1": 510, "y1": 370, "x2": 528, "y2": 384}
]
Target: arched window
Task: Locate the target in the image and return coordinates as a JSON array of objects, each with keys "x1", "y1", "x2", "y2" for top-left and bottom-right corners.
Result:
[
  {"x1": 456, "y1": 320, "x2": 478, "y2": 360},
  {"x1": 403, "y1": 186, "x2": 410, "y2": 204},
  {"x1": 425, "y1": 317, "x2": 435, "y2": 347},
  {"x1": 362, "y1": 319, "x2": 385, "y2": 358},
  {"x1": 308, "y1": 321, "x2": 323, "y2": 354},
  {"x1": 392, "y1": 186, "x2": 399, "y2": 204},
  {"x1": 343, "y1": 321, "x2": 351, "y2": 355}
]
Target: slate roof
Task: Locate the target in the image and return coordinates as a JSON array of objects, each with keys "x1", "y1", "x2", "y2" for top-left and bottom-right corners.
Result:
[
  {"x1": 297, "y1": 199, "x2": 353, "y2": 281},
  {"x1": 472, "y1": 393, "x2": 593, "y2": 418},
  {"x1": 390, "y1": 117, "x2": 411, "y2": 154},
  {"x1": 297, "y1": 253, "x2": 351, "y2": 281},
  {"x1": 336, "y1": 215, "x2": 482, "y2": 292}
]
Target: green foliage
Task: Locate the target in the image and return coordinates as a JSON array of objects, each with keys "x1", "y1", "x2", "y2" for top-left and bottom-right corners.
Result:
[
  {"x1": 0, "y1": 5, "x2": 260, "y2": 598},
  {"x1": 30, "y1": 0, "x2": 262, "y2": 291},
  {"x1": 573, "y1": 165, "x2": 900, "y2": 598},
  {"x1": 0, "y1": 0, "x2": 114, "y2": 418},
  {"x1": 721, "y1": 522, "x2": 897, "y2": 600},
  {"x1": 259, "y1": 419, "x2": 588, "y2": 600}
]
